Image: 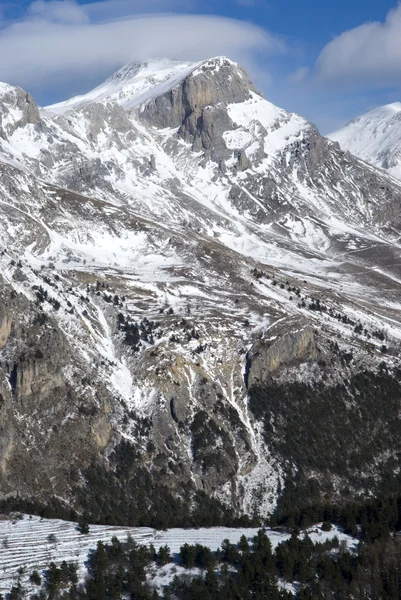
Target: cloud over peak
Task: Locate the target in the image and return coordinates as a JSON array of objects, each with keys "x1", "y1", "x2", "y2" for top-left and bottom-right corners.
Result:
[
  {"x1": 0, "y1": 0, "x2": 285, "y2": 99},
  {"x1": 27, "y1": 0, "x2": 89, "y2": 24}
]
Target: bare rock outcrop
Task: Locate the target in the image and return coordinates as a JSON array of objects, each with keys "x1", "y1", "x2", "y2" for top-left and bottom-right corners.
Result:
[
  {"x1": 248, "y1": 321, "x2": 319, "y2": 386},
  {"x1": 140, "y1": 57, "x2": 260, "y2": 162},
  {"x1": 0, "y1": 84, "x2": 40, "y2": 138},
  {"x1": 0, "y1": 282, "x2": 114, "y2": 501}
]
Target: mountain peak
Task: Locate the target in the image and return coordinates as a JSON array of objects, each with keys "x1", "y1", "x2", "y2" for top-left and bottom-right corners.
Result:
[
  {"x1": 107, "y1": 57, "x2": 196, "y2": 86},
  {"x1": 45, "y1": 57, "x2": 199, "y2": 115},
  {"x1": 328, "y1": 102, "x2": 401, "y2": 180},
  {"x1": 383, "y1": 101, "x2": 401, "y2": 112},
  {"x1": 103, "y1": 55, "x2": 240, "y2": 85},
  {"x1": 44, "y1": 56, "x2": 247, "y2": 116},
  {"x1": 195, "y1": 56, "x2": 239, "y2": 70},
  {"x1": 0, "y1": 82, "x2": 40, "y2": 136}
]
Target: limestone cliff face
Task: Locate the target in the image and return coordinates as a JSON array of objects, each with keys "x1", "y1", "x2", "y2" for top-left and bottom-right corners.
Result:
[
  {"x1": 0, "y1": 309, "x2": 12, "y2": 350},
  {"x1": 0, "y1": 281, "x2": 114, "y2": 500},
  {"x1": 248, "y1": 321, "x2": 319, "y2": 386},
  {"x1": 132, "y1": 339, "x2": 256, "y2": 505},
  {"x1": 140, "y1": 57, "x2": 259, "y2": 161}
]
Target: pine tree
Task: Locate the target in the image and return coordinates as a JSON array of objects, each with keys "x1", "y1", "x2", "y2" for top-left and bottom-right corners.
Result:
[{"x1": 157, "y1": 545, "x2": 171, "y2": 566}]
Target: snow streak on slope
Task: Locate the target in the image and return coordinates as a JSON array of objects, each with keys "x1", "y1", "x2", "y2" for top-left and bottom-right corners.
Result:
[{"x1": 329, "y1": 103, "x2": 401, "y2": 180}]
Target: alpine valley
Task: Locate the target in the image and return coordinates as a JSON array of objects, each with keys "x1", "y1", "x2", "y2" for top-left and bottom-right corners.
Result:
[{"x1": 1, "y1": 56, "x2": 401, "y2": 526}]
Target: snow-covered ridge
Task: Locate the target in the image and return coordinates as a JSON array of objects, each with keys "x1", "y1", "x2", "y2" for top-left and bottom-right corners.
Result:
[
  {"x1": 44, "y1": 56, "x2": 249, "y2": 116},
  {"x1": 329, "y1": 102, "x2": 401, "y2": 180},
  {"x1": 44, "y1": 58, "x2": 200, "y2": 115}
]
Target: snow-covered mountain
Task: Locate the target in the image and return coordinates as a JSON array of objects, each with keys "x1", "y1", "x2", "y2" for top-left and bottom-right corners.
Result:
[
  {"x1": 329, "y1": 102, "x2": 401, "y2": 180},
  {"x1": 1, "y1": 56, "x2": 401, "y2": 523},
  {"x1": 45, "y1": 58, "x2": 200, "y2": 114}
]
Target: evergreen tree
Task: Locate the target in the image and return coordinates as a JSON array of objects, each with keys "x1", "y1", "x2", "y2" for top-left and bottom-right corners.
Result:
[{"x1": 157, "y1": 545, "x2": 171, "y2": 566}]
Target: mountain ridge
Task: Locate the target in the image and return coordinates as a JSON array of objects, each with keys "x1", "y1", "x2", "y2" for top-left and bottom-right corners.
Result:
[
  {"x1": 44, "y1": 57, "x2": 200, "y2": 114},
  {"x1": 44, "y1": 56, "x2": 247, "y2": 116}
]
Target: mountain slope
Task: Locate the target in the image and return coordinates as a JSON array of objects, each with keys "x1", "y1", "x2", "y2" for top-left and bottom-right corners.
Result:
[
  {"x1": 329, "y1": 102, "x2": 401, "y2": 180},
  {"x1": 45, "y1": 58, "x2": 200, "y2": 115},
  {"x1": 1, "y1": 57, "x2": 401, "y2": 522}
]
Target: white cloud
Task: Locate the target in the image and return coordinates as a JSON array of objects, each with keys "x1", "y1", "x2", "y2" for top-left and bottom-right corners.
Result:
[
  {"x1": 0, "y1": 0, "x2": 285, "y2": 96},
  {"x1": 83, "y1": 0, "x2": 197, "y2": 21},
  {"x1": 315, "y1": 4, "x2": 401, "y2": 87},
  {"x1": 288, "y1": 66, "x2": 309, "y2": 84},
  {"x1": 27, "y1": 0, "x2": 89, "y2": 24}
]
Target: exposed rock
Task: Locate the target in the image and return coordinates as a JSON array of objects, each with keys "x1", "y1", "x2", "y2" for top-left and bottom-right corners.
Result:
[
  {"x1": 12, "y1": 268, "x2": 27, "y2": 283},
  {"x1": 139, "y1": 58, "x2": 258, "y2": 163},
  {"x1": 237, "y1": 149, "x2": 250, "y2": 172},
  {"x1": 0, "y1": 310, "x2": 12, "y2": 350},
  {"x1": 0, "y1": 284, "x2": 116, "y2": 501},
  {"x1": 248, "y1": 322, "x2": 318, "y2": 385},
  {"x1": 0, "y1": 85, "x2": 40, "y2": 137}
]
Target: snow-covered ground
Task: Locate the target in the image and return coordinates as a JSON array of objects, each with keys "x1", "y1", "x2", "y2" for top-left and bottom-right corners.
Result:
[{"x1": 0, "y1": 515, "x2": 358, "y2": 594}]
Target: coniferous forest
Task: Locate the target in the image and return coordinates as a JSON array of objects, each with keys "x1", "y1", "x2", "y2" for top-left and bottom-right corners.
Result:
[{"x1": 5, "y1": 490, "x2": 401, "y2": 600}]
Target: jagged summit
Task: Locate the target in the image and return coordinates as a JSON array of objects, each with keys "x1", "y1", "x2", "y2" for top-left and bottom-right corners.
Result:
[{"x1": 329, "y1": 102, "x2": 401, "y2": 180}]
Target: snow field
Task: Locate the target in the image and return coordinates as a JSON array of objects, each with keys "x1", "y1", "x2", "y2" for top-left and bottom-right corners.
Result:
[
  {"x1": 0, "y1": 515, "x2": 358, "y2": 594},
  {"x1": 45, "y1": 59, "x2": 200, "y2": 115},
  {"x1": 329, "y1": 102, "x2": 401, "y2": 181}
]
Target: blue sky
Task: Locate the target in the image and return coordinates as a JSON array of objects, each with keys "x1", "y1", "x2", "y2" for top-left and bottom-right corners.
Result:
[{"x1": 0, "y1": 0, "x2": 400, "y2": 133}]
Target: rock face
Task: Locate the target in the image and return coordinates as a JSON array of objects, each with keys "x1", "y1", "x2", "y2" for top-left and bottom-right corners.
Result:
[
  {"x1": 0, "y1": 309, "x2": 12, "y2": 350},
  {"x1": 0, "y1": 57, "x2": 401, "y2": 522},
  {"x1": 141, "y1": 57, "x2": 257, "y2": 161},
  {"x1": 0, "y1": 276, "x2": 114, "y2": 500},
  {"x1": 0, "y1": 84, "x2": 40, "y2": 137},
  {"x1": 248, "y1": 321, "x2": 318, "y2": 385}
]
